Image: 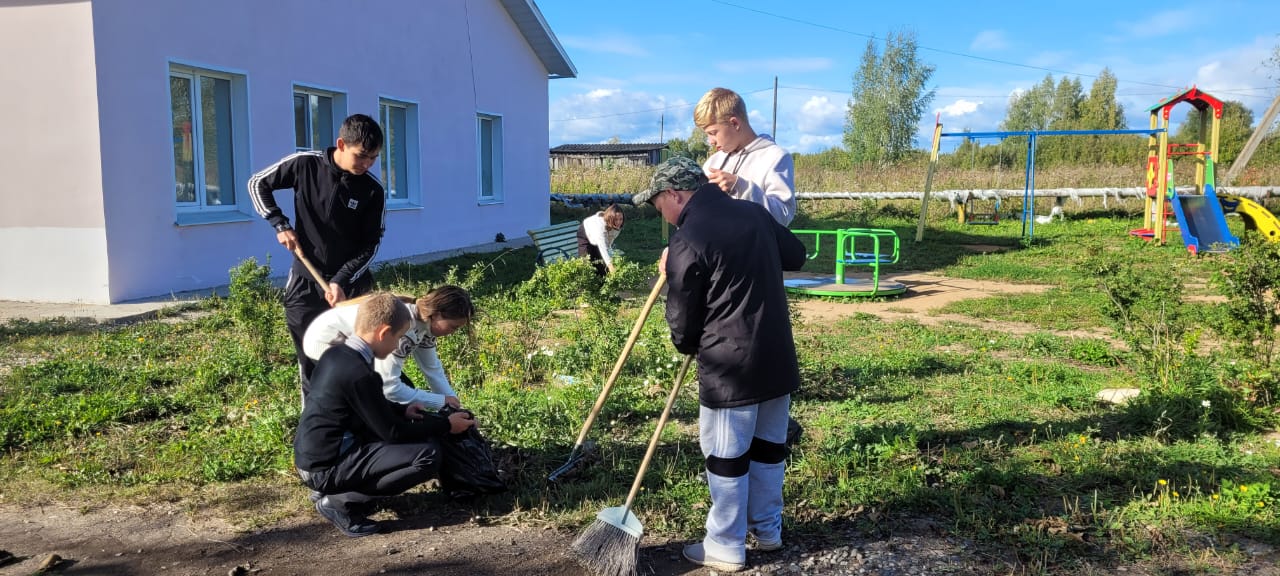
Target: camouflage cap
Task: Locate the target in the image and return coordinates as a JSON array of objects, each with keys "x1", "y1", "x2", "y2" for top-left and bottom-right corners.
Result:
[{"x1": 632, "y1": 156, "x2": 708, "y2": 205}]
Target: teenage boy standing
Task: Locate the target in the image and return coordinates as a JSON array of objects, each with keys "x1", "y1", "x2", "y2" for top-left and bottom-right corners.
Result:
[
  {"x1": 250, "y1": 114, "x2": 386, "y2": 399},
  {"x1": 696, "y1": 87, "x2": 796, "y2": 227}
]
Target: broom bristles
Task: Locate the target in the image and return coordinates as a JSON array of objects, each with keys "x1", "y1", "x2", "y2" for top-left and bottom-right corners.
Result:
[{"x1": 570, "y1": 518, "x2": 641, "y2": 576}]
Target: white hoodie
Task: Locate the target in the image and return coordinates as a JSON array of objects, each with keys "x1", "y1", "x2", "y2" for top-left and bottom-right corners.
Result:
[
  {"x1": 702, "y1": 135, "x2": 796, "y2": 226},
  {"x1": 302, "y1": 303, "x2": 458, "y2": 410}
]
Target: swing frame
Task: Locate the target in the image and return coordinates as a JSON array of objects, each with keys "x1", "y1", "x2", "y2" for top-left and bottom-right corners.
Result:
[
  {"x1": 959, "y1": 137, "x2": 1005, "y2": 226},
  {"x1": 915, "y1": 120, "x2": 1167, "y2": 242}
]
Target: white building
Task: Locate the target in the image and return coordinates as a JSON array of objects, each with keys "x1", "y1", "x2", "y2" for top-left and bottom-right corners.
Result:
[{"x1": 0, "y1": 0, "x2": 575, "y2": 304}]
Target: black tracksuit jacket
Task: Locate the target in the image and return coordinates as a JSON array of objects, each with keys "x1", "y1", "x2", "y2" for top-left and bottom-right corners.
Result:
[
  {"x1": 664, "y1": 184, "x2": 808, "y2": 408},
  {"x1": 249, "y1": 147, "x2": 385, "y2": 289}
]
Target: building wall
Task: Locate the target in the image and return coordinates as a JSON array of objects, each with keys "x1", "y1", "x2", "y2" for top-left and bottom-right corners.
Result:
[
  {"x1": 0, "y1": 1, "x2": 111, "y2": 303},
  {"x1": 83, "y1": 0, "x2": 552, "y2": 302}
]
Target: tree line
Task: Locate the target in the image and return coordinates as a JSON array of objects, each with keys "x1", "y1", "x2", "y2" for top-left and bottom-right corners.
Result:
[{"x1": 662, "y1": 32, "x2": 1280, "y2": 172}]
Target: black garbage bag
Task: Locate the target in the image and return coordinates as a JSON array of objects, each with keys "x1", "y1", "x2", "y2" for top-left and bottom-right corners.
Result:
[{"x1": 437, "y1": 408, "x2": 507, "y2": 499}]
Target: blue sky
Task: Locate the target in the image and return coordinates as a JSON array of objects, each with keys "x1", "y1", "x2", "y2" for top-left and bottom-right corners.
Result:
[{"x1": 539, "y1": 0, "x2": 1280, "y2": 154}]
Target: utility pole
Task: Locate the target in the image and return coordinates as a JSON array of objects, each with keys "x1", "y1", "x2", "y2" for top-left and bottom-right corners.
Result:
[
  {"x1": 772, "y1": 76, "x2": 778, "y2": 138},
  {"x1": 659, "y1": 113, "x2": 664, "y2": 143},
  {"x1": 1224, "y1": 91, "x2": 1280, "y2": 185}
]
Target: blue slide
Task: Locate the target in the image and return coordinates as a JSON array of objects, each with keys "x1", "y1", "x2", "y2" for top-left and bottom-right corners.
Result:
[{"x1": 1170, "y1": 183, "x2": 1239, "y2": 254}]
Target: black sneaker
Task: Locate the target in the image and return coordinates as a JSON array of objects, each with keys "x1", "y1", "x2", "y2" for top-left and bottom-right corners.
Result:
[
  {"x1": 308, "y1": 490, "x2": 323, "y2": 503},
  {"x1": 315, "y1": 497, "x2": 380, "y2": 538}
]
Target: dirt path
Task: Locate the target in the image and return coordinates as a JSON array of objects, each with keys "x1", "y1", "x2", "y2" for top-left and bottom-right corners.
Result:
[
  {"x1": 790, "y1": 272, "x2": 1122, "y2": 345},
  {"x1": 796, "y1": 272, "x2": 1042, "y2": 327},
  {"x1": 0, "y1": 499, "x2": 591, "y2": 576},
  {"x1": 3, "y1": 497, "x2": 1276, "y2": 576}
]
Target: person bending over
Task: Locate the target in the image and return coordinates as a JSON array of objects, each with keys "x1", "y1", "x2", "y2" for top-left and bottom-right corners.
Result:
[{"x1": 303, "y1": 286, "x2": 474, "y2": 412}]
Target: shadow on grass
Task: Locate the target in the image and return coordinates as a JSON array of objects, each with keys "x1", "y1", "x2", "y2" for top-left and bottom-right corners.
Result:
[
  {"x1": 777, "y1": 405, "x2": 1280, "y2": 571},
  {"x1": 0, "y1": 316, "x2": 111, "y2": 341}
]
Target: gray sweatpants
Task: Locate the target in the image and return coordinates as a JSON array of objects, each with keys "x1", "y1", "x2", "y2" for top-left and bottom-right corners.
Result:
[{"x1": 699, "y1": 394, "x2": 790, "y2": 564}]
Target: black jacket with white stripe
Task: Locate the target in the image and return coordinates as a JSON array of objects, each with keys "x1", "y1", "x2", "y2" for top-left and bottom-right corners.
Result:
[{"x1": 249, "y1": 147, "x2": 385, "y2": 288}]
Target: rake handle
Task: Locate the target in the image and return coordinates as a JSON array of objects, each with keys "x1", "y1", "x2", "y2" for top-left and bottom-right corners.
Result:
[
  {"x1": 621, "y1": 354, "x2": 693, "y2": 516},
  {"x1": 292, "y1": 248, "x2": 329, "y2": 288},
  {"x1": 567, "y1": 274, "x2": 667, "y2": 452}
]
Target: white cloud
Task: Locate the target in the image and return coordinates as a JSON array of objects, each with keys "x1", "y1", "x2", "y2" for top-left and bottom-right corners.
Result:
[
  {"x1": 788, "y1": 134, "x2": 843, "y2": 154},
  {"x1": 559, "y1": 34, "x2": 651, "y2": 58},
  {"x1": 970, "y1": 30, "x2": 1008, "y2": 52},
  {"x1": 1092, "y1": 35, "x2": 1278, "y2": 128},
  {"x1": 549, "y1": 89, "x2": 691, "y2": 144},
  {"x1": 796, "y1": 96, "x2": 843, "y2": 133},
  {"x1": 1192, "y1": 40, "x2": 1274, "y2": 93},
  {"x1": 715, "y1": 57, "x2": 834, "y2": 75},
  {"x1": 586, "y1": 88, "x2": 620, "y2": 99},
  {"x1": 936, "y1": 99, "x2": 982, "y2": 118}
]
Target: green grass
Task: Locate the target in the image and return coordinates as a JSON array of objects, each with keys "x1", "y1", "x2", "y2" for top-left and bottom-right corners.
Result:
[{"x1": 1, "y1": 209, "x2": 1278, "y2": 574}]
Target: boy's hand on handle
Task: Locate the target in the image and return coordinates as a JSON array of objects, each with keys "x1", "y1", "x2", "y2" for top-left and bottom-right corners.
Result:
[
  {"x1": 448, "y1": 410, "x2": 476, "y2": 434},
  {"x1": 444, "y1": 396, "x2": 462, "y2": 409},
  {"x1": 659, "y1": 247, "x2": 668, "y2": 275},
  {"x1": 325, "y1": 282, "x2": 347, "y2": 307},
  {"x1": 405, "y1": 402, "x2": 428, "y2": 420},
  {"x1": 276, "y1": 229, "x2": 299, "y2": 252},
  {"x1": 705, "y1": 168, "x2": 738, "y2": 194}
]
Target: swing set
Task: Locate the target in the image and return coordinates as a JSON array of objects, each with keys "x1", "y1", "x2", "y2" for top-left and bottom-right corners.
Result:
[
  {"x1": 955, "y1": 136, "x2": 1009, "y2": 226},
  {"x1": 914, "y1": 114, "x2": 1166, "y2": 243}
]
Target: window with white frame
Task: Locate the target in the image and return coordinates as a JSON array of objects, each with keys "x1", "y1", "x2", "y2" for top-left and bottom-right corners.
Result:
[
  {"x1": 378, "y1": 98, "x2": 418, "y2": 204},
  {"x1": 477, "y1": 113, "x2": 504, "y2": 203},
  {"x1": 169, "y1": 65, "x2": 246, "y2": 214},
  {"x1": 293, "y1": 87, "x2": 345, "y2": 152}
]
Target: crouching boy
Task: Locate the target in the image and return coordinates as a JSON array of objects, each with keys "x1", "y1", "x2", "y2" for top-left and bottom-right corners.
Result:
[{"x1": 294, "y1": 292, "x2": 475, "y2": 537}]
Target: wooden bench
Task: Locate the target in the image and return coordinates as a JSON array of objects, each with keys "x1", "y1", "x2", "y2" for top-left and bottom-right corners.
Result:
[{"x1": 527, "y1": 221, "x2": 580, "y2": 266}]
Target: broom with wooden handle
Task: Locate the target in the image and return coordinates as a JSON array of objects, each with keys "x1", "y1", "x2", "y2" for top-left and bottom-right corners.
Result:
[
  {"x1": 571, "y1": 355, "x2": 693, "y2": 576},
  {"x1": 548, "y1": 275, "x2": 667, "y2": 483}
]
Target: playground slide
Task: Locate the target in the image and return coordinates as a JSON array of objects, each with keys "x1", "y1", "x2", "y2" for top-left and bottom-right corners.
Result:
[
  {"x1": 1169, "y1": 184, "x2": 1239, "y2": 254},
  {"x1": 1219, "y1": 194, "x2": 1280, "y2": 242}
]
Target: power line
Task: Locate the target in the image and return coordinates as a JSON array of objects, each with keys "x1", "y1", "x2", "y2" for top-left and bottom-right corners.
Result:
[
  {"x1": 550, "y1": 87, "x2": 772, "y2": 123},
  {"x1": 708, "y1": 0, "x2": 1271, "y2": 99}
]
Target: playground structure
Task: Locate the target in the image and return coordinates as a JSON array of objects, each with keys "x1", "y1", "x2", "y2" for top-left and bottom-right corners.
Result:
[
  {"x1": 783, "y1": 228, "x2": 906, "y2": 297},
  {"x1": 1130, "y1": 86, "x2": 1236, "y2": 252},
  {"x1": 1129, "y1": 86, "x2": 1280, "y2": 252},
  {"x1": 1220, "y1": 193, "x2": 1280, "y2": 241},
  {"x1": 914, "y1": 87, "x2": 1280, "y2": 252},
  {"x1": 915, "y1": 115, "x2": 1164, "y2": 243}
]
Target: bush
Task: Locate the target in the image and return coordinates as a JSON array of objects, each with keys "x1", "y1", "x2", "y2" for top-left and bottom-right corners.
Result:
[{"x1": 226, "y1": 258, "x2": 284, "y2": 360}]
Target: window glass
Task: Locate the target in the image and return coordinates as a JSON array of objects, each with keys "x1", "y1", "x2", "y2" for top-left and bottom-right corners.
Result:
[
  {"x1": 311, "y1": 94, "x2": 333, "y2": 149},
  {"x1": 170, "y1": 75, "x2": 196, "y2": 204},
  {"x1": 381, "y1": 104, "x2": 408, "y2": 200},
  {"x1": 201, "y1": 76, "x2": 234, "y2": 206},
  {"x1": 479, "y1": 117, "x2": 494, "y2": 198},
  {"x1": 293, "y1": 93, "x2": 308, "y2": 150}
]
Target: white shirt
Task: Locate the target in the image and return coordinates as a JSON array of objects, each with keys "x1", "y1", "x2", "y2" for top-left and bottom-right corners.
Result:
[
  {"x1": 302, "y1": 303, "x2": 458, "y2": 410},
  {"x1": 581, "y1": 212, "x2": 621, "y2": 269}
]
